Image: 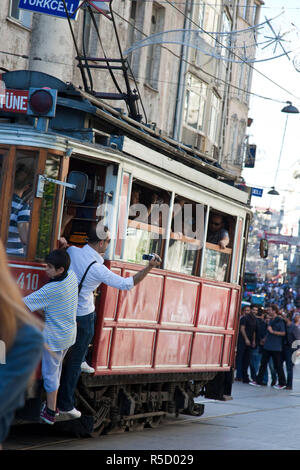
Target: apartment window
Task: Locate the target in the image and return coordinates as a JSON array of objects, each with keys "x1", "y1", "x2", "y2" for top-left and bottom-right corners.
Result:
[
  {"x1": 235, "y1": 120, "x2": 247, "y2": 165},
  {"x1": 251, "y1": 3, "x2": 258, "y2": 25},
  {"x1": 82, "y1": 9, "x2": 92, "y2": 56},
  {"x1": 198, "y1": 1, "x2": 206, "y2": 29},
  {"x1": 208, "y1": 92, "x2": 221, "y2": 144},
  {"x1": 237, "y1": 61, "x2": 246, "y2": 99},
  {"x1": 202, "y1": 0, "x2": 221, "y2": 47},
  {"x1": 127, "y1": 0, "x2": 145, "y2": 78},
  {"x1": 253, "y1": 3, "x2": 261, "y2": 26},
  {"x1": 183, "y1": 74, "x2": 208, "y2": 131},
  {"x1": 244, "y1": 66, "x2": 252, "y2": 104},
  {"x1": 230, "y1": 114, "x2": 238, "y2": 163},
  {"x1": 145, "y1": 3, "x2": 165, "y2": 89},
  {"x1": 9, "y1": 0, "x2": 32, "y2": 28},
  {"x1": 219, "y1": 9, "x2": 232, "y2": 59},
  {"x1": 241, "y1": 0, "x2": 251, "y2": 22}
]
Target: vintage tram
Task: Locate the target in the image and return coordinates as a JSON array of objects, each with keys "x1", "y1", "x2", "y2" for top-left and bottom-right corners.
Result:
[{"x1": 0, "y1": 70, "x2": 251, "y2": 435}]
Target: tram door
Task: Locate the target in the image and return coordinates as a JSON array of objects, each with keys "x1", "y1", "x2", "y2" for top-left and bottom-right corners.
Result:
[{"x1": 62, "y1": 158, "x2": 107, "y2": 246}]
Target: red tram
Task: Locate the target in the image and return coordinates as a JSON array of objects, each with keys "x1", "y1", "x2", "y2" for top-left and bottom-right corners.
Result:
[{"x1": 0, "y1": 70, "x2": 251, "y2": 435}]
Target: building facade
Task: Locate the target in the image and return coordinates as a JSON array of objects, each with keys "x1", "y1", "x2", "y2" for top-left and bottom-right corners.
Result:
[{"x1": 0, "y1": 0, "x2": 263, "y2": 176}]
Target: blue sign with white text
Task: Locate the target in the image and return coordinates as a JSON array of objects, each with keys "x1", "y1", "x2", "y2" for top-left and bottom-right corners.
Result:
[
  {"x1": 251, "y1": 187, "x2": 263, "y2": 197},
  {"x1": 18, "y1": 0, "x2": 80, "y2": 19}
]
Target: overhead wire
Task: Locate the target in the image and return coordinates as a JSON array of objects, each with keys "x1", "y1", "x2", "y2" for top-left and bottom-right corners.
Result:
[
  {"x1": 124, "y1": 2, "x2": 300, "y2": 8},
  {"x1": 0, "y1": 3, "x2": 298, "y2": 106},
  {"x1": 0, "y1": 44, "x2": 289, "y2": 104},
  {"x1": 111, "y1": 9, "x2": 288, "y2": 105},
  {"x1": 163, "y1": 0, "x2": 300, "y2": 103}
]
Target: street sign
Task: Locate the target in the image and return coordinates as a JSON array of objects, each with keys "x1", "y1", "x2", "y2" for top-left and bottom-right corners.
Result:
[
  {"x1": 251, "y1": 187, "x2": 263, "y2": 197},
  {"x1": 265, "y1": 232, "x2": 300, "y2": 247},
  {"x1": 18, "y1": 0, "x2": 80, "y2": 20},
  {"x1": 0, "y1": 89, "x2": 29, "y2": 114}
]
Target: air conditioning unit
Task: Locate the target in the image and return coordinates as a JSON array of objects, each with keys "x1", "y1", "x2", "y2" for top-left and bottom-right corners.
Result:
[{"x1": 181, "y1": 127, "x2": 206, "y2": 153}]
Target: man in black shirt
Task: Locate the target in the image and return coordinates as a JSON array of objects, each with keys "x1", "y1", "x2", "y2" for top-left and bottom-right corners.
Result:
[
  {"x1": 239, "y1": 304, "x2": 258, "y2": 383},
  {"x1": 250, "y1": 304, "x2": 286, "y2": 389}
]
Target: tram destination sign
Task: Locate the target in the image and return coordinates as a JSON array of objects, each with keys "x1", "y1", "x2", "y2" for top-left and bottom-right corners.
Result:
[
  {"x1": 0, "y1": 89, "x2": 29, "y2": 114},
  {"x1": 18, "y1": 0, "x2": 80, "y2": 19}
]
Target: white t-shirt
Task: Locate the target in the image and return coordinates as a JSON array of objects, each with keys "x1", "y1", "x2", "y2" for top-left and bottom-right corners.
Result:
[{"x1": 67, "y1": 244, "x2": 134, "y2": 317}]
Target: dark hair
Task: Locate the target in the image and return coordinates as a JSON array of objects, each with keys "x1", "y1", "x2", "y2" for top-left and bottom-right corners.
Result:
[
  {"x1": 88, "y1": 224, "x2": 109, "y2": 243},
  {"x1": 45, "y1": 249, "x2": 70, "y2": 274},
  {"x1": 14, "y1": 163, "x2": 34, "y2": 191},
  {"x1": 270, "y1": 303, "x2": 279, "y2": 314},
  {"x1": 242, "y1": 305, "x2": 250, "y2": 312}
]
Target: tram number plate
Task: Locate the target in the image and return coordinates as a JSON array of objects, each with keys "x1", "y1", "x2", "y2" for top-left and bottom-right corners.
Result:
[{"x1": 17, "y1": 272, "x2": 39, "y2": 291}]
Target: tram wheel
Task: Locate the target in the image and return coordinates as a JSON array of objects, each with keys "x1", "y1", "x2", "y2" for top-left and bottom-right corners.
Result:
[
  {"x1": 144, "y1": 415, "x2": 164, "y2": 429},
  {"x1": 90, "y1": 421, "x2": 106, "y2": 438},
  {"x1": 90, "y1": 405, "x2": 110, "y2": 437},
  {"x1": 127, "y1": 418, "x2": 145, "y2": 432}
]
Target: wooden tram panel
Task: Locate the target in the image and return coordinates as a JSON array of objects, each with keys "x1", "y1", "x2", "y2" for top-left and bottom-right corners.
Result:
[
  {"x1": 92, "y1": 260, "x2": 240, "y2": 376},
  {"x1": 9, "y1": 261, "x2": 48, "y2": 295}
]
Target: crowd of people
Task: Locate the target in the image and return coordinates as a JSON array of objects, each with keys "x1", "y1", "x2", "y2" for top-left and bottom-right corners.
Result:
[
  {"x1": 243, "y1": 282, "x2": 300, "y2": 315},
  {"x1": 235, "y1": 284, "x2": 300, "y2": 391}
]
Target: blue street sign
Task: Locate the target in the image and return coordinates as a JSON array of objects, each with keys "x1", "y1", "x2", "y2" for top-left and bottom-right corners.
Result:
[
  {"x1": 18, "y1": 0, "x2": 80, "y2": 20},
  {"x1": 251, "y1": 187, "x2": 263, "y2": 197}
]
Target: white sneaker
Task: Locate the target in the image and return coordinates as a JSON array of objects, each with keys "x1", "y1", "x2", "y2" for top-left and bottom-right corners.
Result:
[
  {"x1": 81, "y1": 361, "x2": 95, "y2": 374},
  {"x1": 59, "y1": 408, "x2": 81, "y2": 419}
]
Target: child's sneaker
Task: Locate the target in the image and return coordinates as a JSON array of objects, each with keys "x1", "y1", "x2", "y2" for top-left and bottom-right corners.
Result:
[
  {"x1": 249, "y1": 381, "x2": 261, "y2": 387},
  {"x1": 40, "y1": 402, "x2": 56, "y2": 425}
]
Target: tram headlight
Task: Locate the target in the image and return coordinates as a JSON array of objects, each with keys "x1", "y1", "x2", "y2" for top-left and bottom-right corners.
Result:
[{"x1": 27, "y1": 88, "x2": 57, "y2": 118}]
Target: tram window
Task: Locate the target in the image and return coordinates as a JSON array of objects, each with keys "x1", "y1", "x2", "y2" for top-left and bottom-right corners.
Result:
[
  {"x1": 206, "y1": 212, "x2": 230, "y2": 249},
  {"x1": 123, "y1": 182, "x2": 170, "y2": 264},
  {"x1": 36, "y1": 155, "x2": 60, "y2": 260},
  {"x1": 202, "y1": 211, "x2": 235, "y2": 282},
  {"x1": 166, "y1": 196, "x2": 205, "y2": 275},
  {"x1": 6, "y1": 150, "x2": 37, "y2": 258},
  {"x1": 61, "y1": 159, "x2": 106, "y2": 247}
]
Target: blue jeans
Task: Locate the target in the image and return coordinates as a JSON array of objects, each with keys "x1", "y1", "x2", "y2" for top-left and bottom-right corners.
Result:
[
  {"x1": 282, "y1": 346, "x2": 294, "y2": 388},
  {"x1": 257, "y1": 350, "x2": 286, "y2": 387},
  {"x1": 268, "y1": 357, "x2": 277, "y2": 384},
  {"x1": 250, "y1": 347, "x2": 260, "y2": 381},
  {"x1": 57, "y1": 312, "x2": 96, "y2": 412},
  {"x1": 235, "y1": 339, "x2": 244, "y2": 379}
]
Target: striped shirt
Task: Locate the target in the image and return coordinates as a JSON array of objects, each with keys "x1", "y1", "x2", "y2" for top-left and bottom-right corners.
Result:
[
  {"x1": 7, "y1": 194, "x2": 30, "y2": 256},
  {"x1": 23, "y1": 270, "x2": 78, "y2": 351}
]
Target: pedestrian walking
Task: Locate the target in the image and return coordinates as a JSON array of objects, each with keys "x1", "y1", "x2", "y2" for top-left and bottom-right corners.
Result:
[
  {"x1": 249, "y1": 305, "x2": 261, "y2": 381},
  {"x1": 235, "y1": 305, "x2": 249, "y2": 381},
  {"x1": 282, "y1": 314, "x2": 300, "y2": 390},
  {"x1": 250, "y1": 304, "x2": 286, "y2": 389},
  {"x1": 238, "y1": 305, "x2": 258, "y2": 383}
]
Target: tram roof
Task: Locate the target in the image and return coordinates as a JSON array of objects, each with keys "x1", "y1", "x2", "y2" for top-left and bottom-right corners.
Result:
[{"x1": 0, "y1": 70, "x2": 250, "y2": 203}]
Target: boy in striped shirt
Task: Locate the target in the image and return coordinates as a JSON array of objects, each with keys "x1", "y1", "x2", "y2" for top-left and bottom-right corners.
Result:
[{"x1": 24, "y1": 249, "x2": 78, "y2": 425}]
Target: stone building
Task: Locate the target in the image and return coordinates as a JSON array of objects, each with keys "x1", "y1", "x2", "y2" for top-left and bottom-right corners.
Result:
[{"x1": 0, "y1": 0, "x2": 263, "y2": 176}]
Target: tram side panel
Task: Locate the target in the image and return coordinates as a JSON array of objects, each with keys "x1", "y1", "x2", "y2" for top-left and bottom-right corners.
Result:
[{"x1": 92, "y1": 261, "x2": 241, "y2": 376}]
